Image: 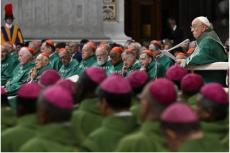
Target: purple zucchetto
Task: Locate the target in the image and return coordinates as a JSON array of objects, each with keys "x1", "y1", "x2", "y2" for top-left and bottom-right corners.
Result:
[
  {"x1": 39, "y1": 70, "x2": 61, "y2": 87},
  {"x1": 166, "y1": 64, "x2": 188, "y2": 82},
  {"x1": 43, "y1": 85, "x2": 73, "y2": 109},
  {"x1": 127, "y1": 71, "x2": 149, "y2": 90},
  {"x1": 85, "y1": 67, "x2": 107, "y2": 84},
  {"x1": 161, "y1": 102, "x2": 198, "y2": 123},
  {"x1": 181, "y1": 73, "x2": 204, "y2": 94},
  {"x1": 149, "y1": 78, "x2": 177, "y2": 105},
  {"x1": 17, "y1": 83, "x2": 41, "y2": 99},
  {"x1": 201, "y1": 83, "x2": 228, "y2": 105},
  {"x1": 100, "y1": 75, "x2": 131, "y2": 94}
]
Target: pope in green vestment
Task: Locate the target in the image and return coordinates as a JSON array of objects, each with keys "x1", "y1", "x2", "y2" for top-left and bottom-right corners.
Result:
[
  {"x1": 181, "y1": 28, "x2": 228, "y2": 85},
  {"x1": 82, "y1": 114, "x2": 138, "y2": 152},
  {"x1": 1, "y1": 114, "x2": 37, "y2": 152}
]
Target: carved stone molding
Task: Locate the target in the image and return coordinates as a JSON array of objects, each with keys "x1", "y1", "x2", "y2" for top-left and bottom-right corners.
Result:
[{"x1": 103, "y1": 0, "x2": 117, "y2": 22}]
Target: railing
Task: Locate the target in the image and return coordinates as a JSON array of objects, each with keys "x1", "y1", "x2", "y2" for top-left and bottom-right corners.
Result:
[
  {"x1": 187, "y1": 62, "x2": 229, "y2": 93},
  {"x1": 187, "y1": 62, "x2": 229, "y2": 71}
]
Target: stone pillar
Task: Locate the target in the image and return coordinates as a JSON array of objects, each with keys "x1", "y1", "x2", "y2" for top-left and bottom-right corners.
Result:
[
  {"x1": 1, "y1": 0, "x2": 108, "y2": 42},
  {"x1": 103, "y1": 0, "x2": 132, "y2": 45}
]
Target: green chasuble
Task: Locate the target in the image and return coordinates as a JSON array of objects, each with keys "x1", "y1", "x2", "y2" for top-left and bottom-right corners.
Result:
[
  {"x1": 77, "y1": 56, "x2": 97, "y2": 75},
  {"x1": 1, "y1": 107, "x2": 17, "y2": 132},
  {"x1": 1, "y1": 54, "x2": 19, "y2": 86},
  {"x1": 82, "y1": 113, "x2": 138, "y2": 152},
  {"x1": 71, "y1": 98, "x2": 102, "y2": 146},
  {"x1": 49, "y1": 52, "x2": 62, "y2": 71},
  {"x1": 9, "y1": 52, "x2": 19, "y2": 64},
  {"x1": 108, "y1": 61, "x2": 123, "y2": 75},
  {"x1": 185, "y1": 29, "x2": 228, "y2": 85},
  {"x1": 59, "y1": 60, "x2": 79, "y2": 78},
  {"x1": 179, "y1": 134, "x2": 226, "y2": 152},
  {"x1": 201, "y1": 120, "x2": 229, "y2": 141},
  {"x1": 147, "y1": 59, "x2": 165, "y2": 80},
  {"x1": 95, "y1": 60, "x2": 112, "y2": 75},
  {"x1": 20, "y1": 123, "x2": 79, "y2": 152},
  {"x1": 1, "y1": 114, "x2": 37, "y2": 152},
  {"x1": 116, "y1": 121, "x2": 167, "y2": 152},
  {"x1": 5, "y1": 61, "x2": 34, "y2": 95}
]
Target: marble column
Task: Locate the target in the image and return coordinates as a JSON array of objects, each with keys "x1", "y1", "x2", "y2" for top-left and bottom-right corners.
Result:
[{"x1": 103, "y1": 0, "x2": 132, "y2": 45}]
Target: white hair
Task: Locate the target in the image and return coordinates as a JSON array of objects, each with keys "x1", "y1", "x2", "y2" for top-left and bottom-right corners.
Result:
[
  {"x1": 19, "y1": 47, "x2": 32, "y2": 57},
  {"x1": 195, "y1": 16, "x2": 213, "y2": 29}
]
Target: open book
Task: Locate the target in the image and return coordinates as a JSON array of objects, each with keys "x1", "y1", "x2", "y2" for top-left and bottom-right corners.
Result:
[
  {"x1": 159, "y1": 39, "x2": 190, "y2": 61},
  {"x1": 160, "y1": 50, "x2": 176, "y2": 61}
]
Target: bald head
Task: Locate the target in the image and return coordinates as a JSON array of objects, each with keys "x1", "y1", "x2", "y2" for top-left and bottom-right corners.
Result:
[{"x1": 18, "y1": 47, "x2": 33, "y2": 65}]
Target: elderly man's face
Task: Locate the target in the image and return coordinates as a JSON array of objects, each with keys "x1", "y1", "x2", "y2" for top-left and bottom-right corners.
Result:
[
  {"x1": 140, "y1": 53, "x2": 151, "y2": 68},
  {"x1": 123, "y1": 53, "x2": 136, "y2": 68},
  {"x1": 109, "y1": 51, "x2": 122, "y2": 65},
  {"x1": 40, "y1": 43, "x2": 46, "y2": 53},
  {"x1": 82, "y1": 45, "x2": 93, "y2": 60},
  {"x1": 191, "y1": 20, "x2": 207, "y2": 39},
  {"x1": 18, "y1": 49, "x2": 31, "y2": 65},
  {"x1": 1, "y1": 46, "x2": 8, "y2": 61},
  {"x1": 40, "y1": 43, "x2": 52, "y2": 54},
  {"x1": 59, "y1": 51, "x2": 71, "y2": 66},
  {"x1": 35, "y1": 55, "x2": 48, "y2": 69},
  {"x1": 66, "y1": 42, "x2": 78, "y2": 54},
  {"x1": 96, "y1": 47, "x2": 108, "y2": 65}
]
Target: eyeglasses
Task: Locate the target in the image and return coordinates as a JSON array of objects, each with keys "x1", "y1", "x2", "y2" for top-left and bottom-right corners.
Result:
[{"x1": 190, "y1": 24, "x2": 202, "y2": 30}]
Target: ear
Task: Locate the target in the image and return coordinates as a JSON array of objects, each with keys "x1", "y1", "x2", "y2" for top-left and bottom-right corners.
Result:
[
  {"x1": 165, "y1": 128, "x2": 177, "y2": 141},
  {"x1": 99, "y1": 98, "x2": 109, "y2": 116},
  {"x1": 140, "y1": 99, "x2": 150, "y2": 121},
  {"x1": 37, "y1": 111, "x2": 48, "y2": 125}
]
